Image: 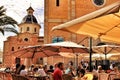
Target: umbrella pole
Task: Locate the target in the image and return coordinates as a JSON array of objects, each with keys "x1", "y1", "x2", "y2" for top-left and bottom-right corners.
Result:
[
  {"x1": 89, "y1": 37, "x2": 92, "y2": 72},
  {"x1": 104, "y1": 47, "x2": 107, "y2": 60},
  {"x1": 76, "y1": 54, "x2": 78, "y2": 68}
]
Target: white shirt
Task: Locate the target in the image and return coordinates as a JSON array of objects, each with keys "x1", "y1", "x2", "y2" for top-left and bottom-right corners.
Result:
[
  {"x1": 20, "y1": 70, "x2": 27, "y2": 76},
  {"x1": 38, "y1": 69, "x2": 46, "y2": 76}
]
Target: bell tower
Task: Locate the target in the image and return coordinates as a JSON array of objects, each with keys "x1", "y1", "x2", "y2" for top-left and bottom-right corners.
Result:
[{"x1": 19, "y1": 6, "x2": 41, "y2": 36}]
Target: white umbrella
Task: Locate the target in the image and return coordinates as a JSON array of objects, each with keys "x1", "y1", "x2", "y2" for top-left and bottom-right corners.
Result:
[
  {"x1": 44, "y1": 41, "x2": 89, "y2": 67},
  {"x1": 92, "y1": 44, "x2": 120, "y2": 60},
  {"x1": 44, "y1": 41, "x2": 89, "y2": 53}
]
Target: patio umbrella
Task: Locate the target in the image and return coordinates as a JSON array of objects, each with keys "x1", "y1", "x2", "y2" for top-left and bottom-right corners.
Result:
[
  {"x1": 52, "y1": 1, "x2": 120, "y2": 43},
  {"x1": 44, "y1": 41, "x2": 89, "y2": 53},
  {"x1": 92, "y1": 44, "x2": 120, "y2": 70},
  {"x1": 13, "y1": 41, "x2": 89, "y2": 59},
  {"x1": 12, "y1": 45, "x2": 60, "y2": 68},
  {"x1": 44, "y1": 41, "x2": 89, "y2": 67},
  {"x1": 12, "y1": 45, "x2": 59, "y2": 58},
  {"x1": 92, "y1": 44, "x2": 120, "y2": 60}
]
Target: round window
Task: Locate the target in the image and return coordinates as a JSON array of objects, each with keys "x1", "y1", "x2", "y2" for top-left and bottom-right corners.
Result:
[
  {"x1": 92, "y1": 0, "x2": 106, "y2": 7},
  {"x1": 24, "y1": 38, "x2": 28, "y2": 41}
]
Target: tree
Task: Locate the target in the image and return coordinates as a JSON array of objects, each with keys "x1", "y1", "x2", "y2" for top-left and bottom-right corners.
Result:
[{"x1": 0, "y1": 6, "x2": 18, "y2": 35}]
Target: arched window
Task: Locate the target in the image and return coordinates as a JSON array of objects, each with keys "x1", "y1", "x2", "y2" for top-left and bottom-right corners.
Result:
[
  {"x1": 21, "y1": 28, "x2": 22, "y2": 32},
  {"x1": 11, "y1": 47, "x2": 14, "y2": 51},
  {"x1": 34, "y1": 28, "x2": 37, "y2": 32},
  {"x1": 52, "y1": 36, "x2": 64, "y2": 43},
  {"x1": 56, "y1": 0, "x2": 60, "y2": 6},
  {"x1": 27, "y1": 27, "x2": 29, "y2": 31}
]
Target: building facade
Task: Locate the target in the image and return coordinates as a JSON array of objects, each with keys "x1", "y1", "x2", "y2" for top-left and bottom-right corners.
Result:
[
  {"x1": 3, "y1": 7, "x2": 44, "y2": 67},
  {"x1": 44, "y1": 0, "x2": 118, "y2": 65},
  {"x1": 3, "y1": 0, "x2": 119, "y2": 67}
]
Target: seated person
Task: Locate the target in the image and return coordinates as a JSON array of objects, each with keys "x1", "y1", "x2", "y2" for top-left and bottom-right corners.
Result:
[
  {"x1": 38, "y1": 66, "x2": 47, "y2": 76},
  {"x1": 47, "y1": 65, "x2": 54, "y2": 73},
  {"x1": 20, "y1": 65, "x2": 27, "y2": 76},
  {"x1": 65, "y1": 65, "x2": 75, "y2": 77},
  {"x1": 81, "y1": 73, "x2": 93, "y2": 80},
  {"x1": 81, "y1": 66, "x2": 98, "y2": 80},
  {"x1": 79, "y1": 69, "x2": 85, "y2": 77},
  {"x1": 4, "y1": 67, "x2": 11, "y2": 73}
]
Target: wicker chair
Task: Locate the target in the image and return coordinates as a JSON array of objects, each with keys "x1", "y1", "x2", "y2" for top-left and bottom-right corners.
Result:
[
  {"x1": 108, "y1": 74, "x2": 117, "y2": 80},
  {"x1": 11, "y1": 74, "x2": 17, "y2": 80}
]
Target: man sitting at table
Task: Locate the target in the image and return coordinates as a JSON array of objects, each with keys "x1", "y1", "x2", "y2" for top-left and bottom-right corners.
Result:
[{"x1": 53, "y1": 62, "x2": 64, "y2": 80}]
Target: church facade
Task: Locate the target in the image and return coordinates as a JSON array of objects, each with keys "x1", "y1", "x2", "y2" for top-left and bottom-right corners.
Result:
[{"x1": 3, "y1": 7, "x2": 44, "y2": 67}]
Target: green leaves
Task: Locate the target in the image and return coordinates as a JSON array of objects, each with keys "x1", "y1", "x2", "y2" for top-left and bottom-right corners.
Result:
[
  {"x1": 0, "y1": 16, "x2": 18, "y2": 27},
  {"x1": 4, "y1": 27, "x2": 18, "y2": 34},
  {"x1": 0, "y1": 6, "x2": 18, "y2": 35}
]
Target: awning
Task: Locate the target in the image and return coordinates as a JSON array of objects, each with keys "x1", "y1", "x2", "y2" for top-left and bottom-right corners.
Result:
[{"x1": 52, "y1": 1, "x2": 120, "y2": 43}]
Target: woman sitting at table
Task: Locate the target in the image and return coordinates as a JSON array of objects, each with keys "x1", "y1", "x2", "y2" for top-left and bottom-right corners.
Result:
[
  {"x1": 81, "y1": 66, "x2": 98, "y2": 80},
  {"x1": 65, "y1": 65, "x2": 75, "y2": 77}
]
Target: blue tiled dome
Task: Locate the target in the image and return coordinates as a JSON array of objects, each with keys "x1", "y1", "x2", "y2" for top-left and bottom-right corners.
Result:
[{"x1": 22, "y1": 15, "x2": 38, "y2": 23}]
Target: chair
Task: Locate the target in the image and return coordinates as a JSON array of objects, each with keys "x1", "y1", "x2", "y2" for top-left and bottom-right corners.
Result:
[
  {"x1": 4, "y1": 73, "x2": 12, "y2": 80},
  {"x1": 62, "y1": 74, "x2": 73, "y2": 80},
  {"x1": 98, "y1": 73, "x2": 109, "y2": 80},
  {"x1": 108, "y1": 74, "x2": 117, "y2": 80},
  {"x1": 12, "y1": 74, "x2": 29, "y2": 80},
  {"x1": 11, "y1": 74, "x2": 17, "y2": 80},
  {"x1": 49, "y1": 73, "x2": 54, "y2": 80},
  {"x1": 17, "y1": 75, "x2": 29, "y2": 80}
]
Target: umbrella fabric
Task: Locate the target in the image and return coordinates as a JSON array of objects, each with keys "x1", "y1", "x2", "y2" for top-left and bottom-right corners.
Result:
[
  {"x1": 12, "y1": 41, "x2": 89, "y2": 59},
  {"x1": 91, "y1": 45, "x2": 120, "y2": 60},
  {"x1": 92, "y1": 45, "x2": 120, "y2": 54},
  {"x1": 44, "y1": 41, "x2": 89, "y2": 53},
  {"x1": 58, "y1": 52, "x2": 75, "y2": 58},
  {"x1": 44, "y1": 41, "x2": 89, "y2": 67},
  {"x1": 52, "y1": 1, "x2": 120, "y2": 44},
  {"x1": 12, "y1": 45, "x2": 59, "y2": 58}
]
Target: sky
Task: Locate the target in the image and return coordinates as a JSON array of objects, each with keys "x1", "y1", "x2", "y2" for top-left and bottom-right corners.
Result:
[{"x1": 0, "y1": 0, "x2": 44, "y2": 50}]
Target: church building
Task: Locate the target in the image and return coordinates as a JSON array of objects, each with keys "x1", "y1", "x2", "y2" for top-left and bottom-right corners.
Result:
[
  {"x1": 3, "y1": 0, "x2": 119, "y2": 67},
  {"x1": 3, "y1": 6, "x2": 44, "y2": 67}
]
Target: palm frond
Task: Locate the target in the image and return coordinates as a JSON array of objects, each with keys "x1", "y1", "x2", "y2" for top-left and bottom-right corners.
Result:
[
  {"x1": 0, "y1": 28, "x2": 4, "y2": 35},
  {"x1": 4, "y1": 27, "x2": 18, "y2": 34},
  {"x1": 0, "y1": 6, "x2": 18, "y2": 35},
  {"x1": 0, "y1": 6, "x2": 6, "y2": 17},
  {"x1": 0, "y1": 16, "x2": 18, "y2": 27}
]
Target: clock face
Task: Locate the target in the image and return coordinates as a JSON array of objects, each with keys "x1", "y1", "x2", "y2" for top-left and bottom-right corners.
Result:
[{"x1": 93, "y1": 0, "x2": 105, "y2": 6}]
